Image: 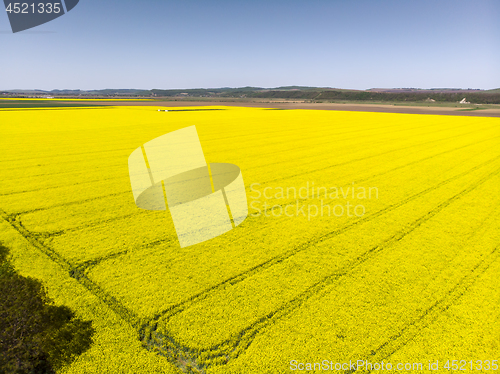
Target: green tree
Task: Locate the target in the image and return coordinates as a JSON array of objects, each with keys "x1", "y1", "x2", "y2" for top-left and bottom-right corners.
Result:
[{"x1": 0, "y1": 243, "x2": 94, "y2": 373}]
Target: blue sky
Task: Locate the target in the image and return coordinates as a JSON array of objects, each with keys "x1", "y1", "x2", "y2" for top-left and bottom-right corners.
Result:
[{"x1": 1, "y1": 0, "x2": 498, "y2": 90}]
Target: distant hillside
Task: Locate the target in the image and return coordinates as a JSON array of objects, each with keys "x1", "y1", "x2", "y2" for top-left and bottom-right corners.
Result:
[
  {"x1": 367, "y1": 88, "x2": 484, "y2": 93},
  {"x1": 2, "y1": 87, "x2": 500, "y2": 103},
  {"x1": 1, "y1": 89, "x2": 151, "y2": 97},
  {"x1": 226, "y1": 88, "x2": 500, "y2": 104}
]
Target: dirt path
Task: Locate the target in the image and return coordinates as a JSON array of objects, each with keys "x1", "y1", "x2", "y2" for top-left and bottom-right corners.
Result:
[{"x1": 82, "y1": 100, "x2": 500, "y2": 117}]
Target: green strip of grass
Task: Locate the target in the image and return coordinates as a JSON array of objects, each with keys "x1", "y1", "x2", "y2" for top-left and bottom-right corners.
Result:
[
  {"x1": 456, "y1": 107, "x2": 488, "y2": 111},
  {"x1": 0, "y1": 100, "x2": 109, "y2": 109}
]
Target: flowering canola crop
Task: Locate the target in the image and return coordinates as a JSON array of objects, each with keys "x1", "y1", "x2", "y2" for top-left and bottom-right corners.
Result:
[{"x1": 0, "y1": 105, "x2": 499, "y2": 373}]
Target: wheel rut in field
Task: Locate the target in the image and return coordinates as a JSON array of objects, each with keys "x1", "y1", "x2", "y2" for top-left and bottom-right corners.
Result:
[{"x1": 1, "y1": 155, "x2": 499, "y2": 373}]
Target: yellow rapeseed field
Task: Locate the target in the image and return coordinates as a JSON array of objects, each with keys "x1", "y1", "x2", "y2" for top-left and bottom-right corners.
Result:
[{"x1": 0, "y1": 105, "x2": 498, "y2": 373}]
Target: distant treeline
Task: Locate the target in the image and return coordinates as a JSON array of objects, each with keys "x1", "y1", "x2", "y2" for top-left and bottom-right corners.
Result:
[
  {"x1": 3, "y1": 87, "x2": 500, "y2": 103},
  {"x1": 148, "y1": 88, "x2": 500, "y2": 103},
  {"x1": 228, "y1": 89, "x2": 500, "y2": 104}
]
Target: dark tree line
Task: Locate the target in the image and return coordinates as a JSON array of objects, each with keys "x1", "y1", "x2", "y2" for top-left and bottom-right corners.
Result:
[
  {"x1": 0, "y1": 243, "x2": 94, "y2": 374},
  {"x1": 4, "y1": 87, "x2": 500, "y2": 103},
  {"x1": 148, "y1": 87, "x2": 500, "y2": 103},
  {"x1": 245, "y1": 90, "x2": 500, "y2": 103}
]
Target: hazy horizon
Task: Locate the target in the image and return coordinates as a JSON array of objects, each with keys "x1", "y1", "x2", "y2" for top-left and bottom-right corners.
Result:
[{"x1": 2, "y1": 86, "x2": 497, "y2": 92}]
